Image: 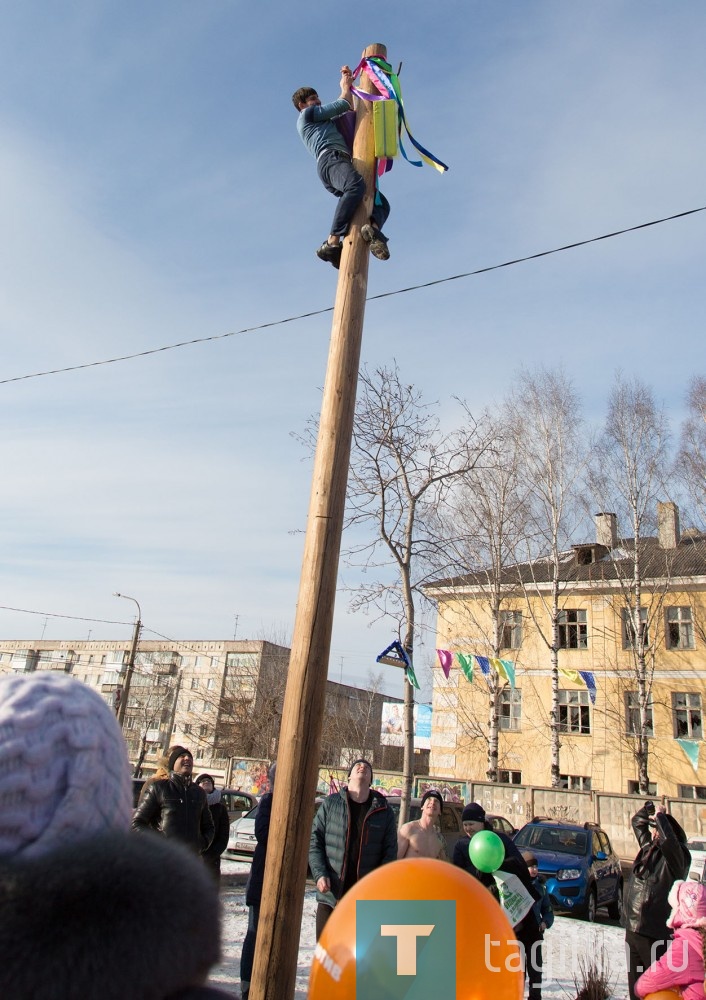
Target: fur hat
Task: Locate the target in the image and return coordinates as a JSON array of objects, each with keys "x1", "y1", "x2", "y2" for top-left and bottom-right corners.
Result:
[
  {"x1": 667, "y1": 879, "x2": 706, "y2": 929},
  {"x1": 168, "y1": 745, "x2": 192, "y2": 770},
  {"x1": 462, "y1": 802, "x2": 486, "y2": 823},
  {"x1": 194, "y1": 773, "x2": 215, "y2": 787},
  {"x1": 0, "y1": 832, "x2": 225, "y2": 999},
  {"x1": 421, "y1": 789, "x2": 444, "y2": 812},
  {"x1": 0, "y1": 672, "x2": 133, "y2": 860},
  {"x1": 522, "y1": 850, "x2": 539, "y2": 866},
  {"x1": 348, "y1": 758, "x2": 373, "y2": 781}
]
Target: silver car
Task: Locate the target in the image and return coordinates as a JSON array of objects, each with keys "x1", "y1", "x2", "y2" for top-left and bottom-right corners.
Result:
[{"x1": 227, "y1": 804, "x2": 258, "y2": 861}]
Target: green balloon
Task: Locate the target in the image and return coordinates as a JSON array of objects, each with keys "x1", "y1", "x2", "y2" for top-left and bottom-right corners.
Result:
[{"x1": 469, "y1": 830, "x2": 505, "y2": 872}]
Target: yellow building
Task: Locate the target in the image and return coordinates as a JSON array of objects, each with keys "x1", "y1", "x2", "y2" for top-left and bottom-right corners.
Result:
[{"x1": 425, "y1": 505, "x2": 706, "y2": 798}]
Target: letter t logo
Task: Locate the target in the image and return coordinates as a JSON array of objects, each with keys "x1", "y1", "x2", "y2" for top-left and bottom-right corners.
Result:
[{"x1": 380, "y1": 925, "x2": 435, "y2": 975}]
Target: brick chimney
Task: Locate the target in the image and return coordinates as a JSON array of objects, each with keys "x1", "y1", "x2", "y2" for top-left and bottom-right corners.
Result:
[
  {"x1": 595, "y1": 512, "x2": 618, "y2": 550},
  {"x1": 657, "y1": 501, "x2": 680, "y2": 549}
]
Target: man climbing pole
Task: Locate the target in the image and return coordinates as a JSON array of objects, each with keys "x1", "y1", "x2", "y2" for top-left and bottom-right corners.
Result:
[{"x1": 292, "y1": 65, "x2": 391, "y2": 269}]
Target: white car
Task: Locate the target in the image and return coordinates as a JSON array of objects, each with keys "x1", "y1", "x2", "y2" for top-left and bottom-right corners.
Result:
[
  {"x1": 227, "y1": 804, "x2": 258, "y2": 861},
  {"x1": 687, "y1": 837, "x2": 706, "y2": 880}
]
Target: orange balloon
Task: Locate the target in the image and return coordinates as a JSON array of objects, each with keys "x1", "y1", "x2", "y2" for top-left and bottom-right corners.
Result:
[
  {"x1": 644, "y1": 993, "x2": 683, "y2": 1000},
  {"x1": 308, "y1": 858, "x2": 524, "y2": 999}
]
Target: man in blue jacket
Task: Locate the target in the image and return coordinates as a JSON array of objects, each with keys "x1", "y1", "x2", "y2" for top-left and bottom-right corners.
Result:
[
  {"x1": 309, "y1": 758, "x2": 397, "y2": 939},
  {"x1": 292, "y1": 66, "x2": 391, "y2": 268}
]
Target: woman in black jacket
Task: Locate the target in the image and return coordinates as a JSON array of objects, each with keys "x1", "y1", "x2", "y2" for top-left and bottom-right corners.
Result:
[{"x1": 624, "y1": 801, "x2": 691, "y2": 1000}]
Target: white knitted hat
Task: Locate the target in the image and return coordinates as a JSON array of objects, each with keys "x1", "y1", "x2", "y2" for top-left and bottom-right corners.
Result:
[{"x1": 0, "y1": 671, "x2": 133, "y2": 859}]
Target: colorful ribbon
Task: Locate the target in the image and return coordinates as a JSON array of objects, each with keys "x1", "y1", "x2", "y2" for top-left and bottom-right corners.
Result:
[{"x1": 349, "y1": 56, "x2": 449, "y2": 174}]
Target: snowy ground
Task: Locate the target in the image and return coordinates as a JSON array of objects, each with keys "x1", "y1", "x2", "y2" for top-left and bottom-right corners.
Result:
[{"x1": 207, "y1": 858, "x2": 631, "y2": 999}]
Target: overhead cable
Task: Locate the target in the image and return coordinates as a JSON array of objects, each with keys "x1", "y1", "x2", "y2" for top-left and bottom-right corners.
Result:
[{"x1": 2, "y1": 204, "x2": 704, "y2": 387}]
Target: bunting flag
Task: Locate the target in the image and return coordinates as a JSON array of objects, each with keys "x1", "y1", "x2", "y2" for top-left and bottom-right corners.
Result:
[
  {"x1": 475, "y1": 656, "x2": 491, "y2": 677},
  {"x1": 558, "y1": 668, "x2": 597, "y2": 704},
  {"x1": 456, "y1": 653, "x2": 474, "y2": 683},
  {"x1": 349, "y1": 55, "x2": 449, "y2": 175},
  {"x1": 677, "y1": 738, "x2": 700, "y2": 774},
  {"x1": 491, "y1": 658, "x2": 516, "y2": 689},
  {"x1": 405, "y1": 663, "x2": 421, "y2": 690},
  {"x1": 436, "y1": 649, "x2": 453, "y2": 679},
  {"x1": 579, "y1": 671, "x2": 597, "y2": 704}
]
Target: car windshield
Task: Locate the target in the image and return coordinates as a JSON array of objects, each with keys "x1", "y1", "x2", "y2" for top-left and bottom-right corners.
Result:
[{"x1": 515, "y1": 826, "x2": 588, "y2": 854}]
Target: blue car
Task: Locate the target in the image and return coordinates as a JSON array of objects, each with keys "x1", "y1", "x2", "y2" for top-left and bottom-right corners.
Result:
[{"x1": 513, "y1": 818, "x2": 623, "y2": 923}]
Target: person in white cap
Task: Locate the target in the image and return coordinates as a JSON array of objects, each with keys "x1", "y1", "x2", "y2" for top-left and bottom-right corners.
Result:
[{"x1": 0, "y1": 671, "x2": 230, "y2": 1000}]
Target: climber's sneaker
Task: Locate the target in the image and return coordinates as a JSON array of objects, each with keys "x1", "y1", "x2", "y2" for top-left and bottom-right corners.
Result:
[{"x1": 361, "y1": 224, "x2": 390, "y2": 260}]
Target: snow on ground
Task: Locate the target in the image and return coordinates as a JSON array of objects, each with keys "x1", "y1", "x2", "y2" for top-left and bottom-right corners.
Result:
[{"x1": 207, "y1": 858, "x2": 630, "y2": 999}]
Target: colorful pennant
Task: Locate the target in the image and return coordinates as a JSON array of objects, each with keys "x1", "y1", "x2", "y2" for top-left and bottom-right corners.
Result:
[
  {"x1": 435, "y1": 650, "x2": 517, "y2": 687},
  {"x1": 456, "y1": 653, "x2": 474, "y2": 683},
  {"x1": 436, "y1": 648, "x2": 453, "y2": 679},
  {"x1": 677, "y1": 738, "x2": 700, "y2": 774},
  {"x1": 559, "y1": 668, "x2": 597, "y2": 704}
]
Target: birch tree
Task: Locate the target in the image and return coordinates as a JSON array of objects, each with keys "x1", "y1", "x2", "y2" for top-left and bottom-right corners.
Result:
[
  {"x1": 506, "y1": 368, "x2": 587, "y2": 788},
  {"x1": 676, "y1": 376, "x2": 706, "y2": 528},
  {"x1": 440, "y1": 413, "x2": 532, "y2": 780},
  {"x1": 590, "y1": 375, "x2": 671, "y2": 794}
]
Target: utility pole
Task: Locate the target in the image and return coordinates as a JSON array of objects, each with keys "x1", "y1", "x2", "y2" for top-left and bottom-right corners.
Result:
[
  {"x1": 113, "y1": 592, "x2": 142, "y2": 728},
  {"x1": 249, "y1": 43, "x2": 386, "y2": 1000}
]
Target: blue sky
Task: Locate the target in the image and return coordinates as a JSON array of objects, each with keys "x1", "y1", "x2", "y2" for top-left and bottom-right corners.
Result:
[{"x1": 1, "y1": 2, "x2": 704, "y2": 697}]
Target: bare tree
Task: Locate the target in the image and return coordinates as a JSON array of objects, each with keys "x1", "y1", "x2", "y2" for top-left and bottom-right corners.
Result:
[
  {"x1": 439, "y1": 412, "x2": 532, "y2": 780},
  {"x1": 506, "y1": 367, "x2": 587, "y2": 787},
  {"x1": 345, "y1": 363, "x2": 493, "y2": 821},
  {"x1": 590, "y1": 375, "x2": 671, "y2": 793},
  {"x1": 676, "y1": 376, "x2": 706, "y2": 528}
]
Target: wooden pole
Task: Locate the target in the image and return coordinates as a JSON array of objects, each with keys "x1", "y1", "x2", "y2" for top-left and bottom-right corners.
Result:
[{"x1": 248, "y1": 43, "x2": 387, "y2": 1000}]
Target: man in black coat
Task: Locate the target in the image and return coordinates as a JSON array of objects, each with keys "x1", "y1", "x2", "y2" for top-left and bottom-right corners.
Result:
[
  {"x1": 133, "y1": 745, "x2": 214, "y2": 856},
  {"x1": 624, "y1": 800, "x2": 691, "y2": 1000}
]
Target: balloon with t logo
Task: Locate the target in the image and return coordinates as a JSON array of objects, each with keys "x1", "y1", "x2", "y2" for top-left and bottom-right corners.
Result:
[{"x1": 469, "y1": 830, "x2": 505, "y2": 872}]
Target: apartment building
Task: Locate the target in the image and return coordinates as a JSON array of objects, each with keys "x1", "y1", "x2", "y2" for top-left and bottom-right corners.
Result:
[{"x1": 425, "y1": 504, "x2": 706, "y2": 797}]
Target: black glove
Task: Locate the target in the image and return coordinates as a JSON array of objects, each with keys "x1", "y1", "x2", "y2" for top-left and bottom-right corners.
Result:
[{"x1": 644, "y1": 800, "x2": 655, "y2": 816}]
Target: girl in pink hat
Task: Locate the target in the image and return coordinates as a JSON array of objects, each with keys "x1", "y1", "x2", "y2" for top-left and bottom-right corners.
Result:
[{"x1": 636, "y1": 880, "x2": 706, "y2": 1000}]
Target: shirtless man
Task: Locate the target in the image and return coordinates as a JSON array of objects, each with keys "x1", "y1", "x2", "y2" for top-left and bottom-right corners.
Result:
[{"x1": 397, "y1": 789, "x2": 447, "y2": 860}]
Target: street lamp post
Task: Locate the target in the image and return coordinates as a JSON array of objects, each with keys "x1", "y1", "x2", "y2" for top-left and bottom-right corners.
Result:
[{"x1": 113, "y1": 592, "x2": 142, "y2": 727}]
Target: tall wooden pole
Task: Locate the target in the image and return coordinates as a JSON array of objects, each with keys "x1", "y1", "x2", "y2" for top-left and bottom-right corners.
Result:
[{"x1": 249, "y1": 43, "x2": 387, "y2": 1000}]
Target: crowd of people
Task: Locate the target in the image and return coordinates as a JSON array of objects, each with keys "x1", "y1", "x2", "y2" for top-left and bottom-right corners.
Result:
[{"x1": 2, "y1": 671, "x2": 705, "y2": 1000}]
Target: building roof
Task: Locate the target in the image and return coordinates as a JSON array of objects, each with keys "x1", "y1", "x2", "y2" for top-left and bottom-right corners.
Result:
[{"x1": 425, "y1": 531, "x2": 706, "y2": 595}]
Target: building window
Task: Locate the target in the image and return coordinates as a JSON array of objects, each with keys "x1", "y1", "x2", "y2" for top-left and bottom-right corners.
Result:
[
  {"x1": 673, "y1": 692, "x2": 702, "y2": 739},
  {"x1": 499, "y1": 769, "x2": 522, "y2": 784},
  {"x1": 625, "y1": 691, "x2": 654, "y2": 737},
  {"x1": 499, "y1": 688, "x2": 522, "y2": 731},
  {"x1": 206, "y1": 677, "x2": 216, "y2": 690},
  {"x1": 627, "y1": 780, "x2": 657, "y2": 795},
  {"x1": 679, "y1": 785, "x2": 706, "y2": 800},
  {"x1": 559, "y1": 774, "x2": 591, "y2": 791},
  {"x1": 199, "y1": 724, "x2": 208, "y2": 737},
  {"x1": 557, "y1": 609, "x2": 588, "y2": 649},
  {"x1": 190, "y1": 678, "x2": 199, "y2": 689},
  {"x1": 500, "y1": 611, "x2": 522, "y2": 650},
  {"x1": 558, "y1": 689, "x2": 591, "y2": 734},
  {"x1": 666, "y1": 607, "x2": 695, "y2": 649},
  {"x1": 622, "y1": 607, "x2": 650, "y2": 649},
  {"x1": 201, "y1": 701, "x2": 210, "y2": 713},
  {"x1": 183, "y1": 723, "x2": 192, "y2": 735}
]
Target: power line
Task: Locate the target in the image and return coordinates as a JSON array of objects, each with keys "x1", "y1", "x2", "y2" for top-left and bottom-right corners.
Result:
[
  {"x1": 0, "y1": 604, "x2": 131, "y2": 626},
  {"x1": 2, "y1": 204, "x2": 704, "y2": 387}
]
